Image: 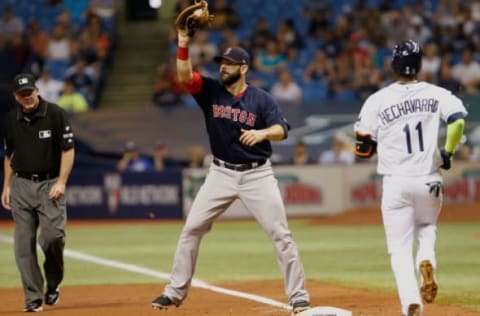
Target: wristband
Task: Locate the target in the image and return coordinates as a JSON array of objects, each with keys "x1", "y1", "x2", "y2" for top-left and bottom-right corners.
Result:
[{"x1": 177, "y1": 46, "x2": 189, "y2": 60}]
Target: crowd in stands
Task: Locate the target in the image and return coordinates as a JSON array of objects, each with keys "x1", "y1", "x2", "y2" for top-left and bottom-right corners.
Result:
[
  {"x1": 152, "y1": 0, "x2": 480, "y2": 108},
  {"x1": 116, "y1": 140, "x2": 211, "y2": 172},
  {"x1": 0, "y1": 0, "x2": 117, "y2": 111}
]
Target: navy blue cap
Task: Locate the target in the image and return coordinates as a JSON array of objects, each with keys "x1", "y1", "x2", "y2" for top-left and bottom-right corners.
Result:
[{"x1": 213, "y1": 47, "x2": 249, "y2": 65}]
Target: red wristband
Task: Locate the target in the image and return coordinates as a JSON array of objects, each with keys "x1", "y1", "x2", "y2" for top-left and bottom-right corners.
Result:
[{"x1": 177, "y1": 46, "x2": 189, "y2": 60}]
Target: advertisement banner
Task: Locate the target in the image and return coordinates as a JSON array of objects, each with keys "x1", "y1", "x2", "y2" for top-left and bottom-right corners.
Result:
[
  {"x1": 0, "y1": 170, "x2": 183, "y2": 220},
  {"x1": 183, "y1": 162, "x2": 480, "y2": 219}
]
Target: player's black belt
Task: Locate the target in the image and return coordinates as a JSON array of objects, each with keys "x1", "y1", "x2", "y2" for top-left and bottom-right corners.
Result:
[
  {"x1": 213, "y1": 158, "x2": 267, "y2": 172},
  {"x1": 15, "y1": 171, "x2": 56, "y2": 182}
]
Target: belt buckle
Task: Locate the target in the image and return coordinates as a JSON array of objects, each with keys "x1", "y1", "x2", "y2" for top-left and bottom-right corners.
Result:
[{"x1": 31, "y1": 174, "x2": 40, "y2": 182}]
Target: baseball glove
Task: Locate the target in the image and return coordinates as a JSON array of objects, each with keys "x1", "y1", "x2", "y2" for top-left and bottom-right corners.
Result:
[{"x1": 175, "y1": 0, "x2": 214, "y2": 37}]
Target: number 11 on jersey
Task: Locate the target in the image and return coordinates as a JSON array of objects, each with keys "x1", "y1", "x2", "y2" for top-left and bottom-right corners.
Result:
[{"x1": 403, "y1": 121, "x2": 424, "y2": 154}]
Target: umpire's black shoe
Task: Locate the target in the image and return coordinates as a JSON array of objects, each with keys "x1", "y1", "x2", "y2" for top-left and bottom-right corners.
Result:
[
  {"x1": 152, "y1": 294, "x2": 177, "y2": 309},
  {"x1": 23, "y1": 299, "x2": 43, "y2": 312},
  {"x1": 45, "y1": 288, "x2": 60, "y2": 306},
  {"x1": 292, "y1": 300, "x2": 310, "y2": 314}
]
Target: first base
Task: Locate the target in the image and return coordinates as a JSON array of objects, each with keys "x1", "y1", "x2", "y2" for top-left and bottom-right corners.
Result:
[{"x1": 296, "y1": 306, "x2": 352, "y2": 316}]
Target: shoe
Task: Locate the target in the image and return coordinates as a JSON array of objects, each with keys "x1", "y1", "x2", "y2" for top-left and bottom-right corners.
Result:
[
  {"x1": 45, "y1": 288, "x2": 60, "y2": 306},
  {"x1": 407, "y1": 303, "x2": 421, "y2": 316},
  {"x1": 292, "y1": 300, "x2": 310, "y2": 314},
  {"x1": 420, "y1": 260, "x2": 438, "y2": 303},
  {"x1": 152, "y1": 294, "x2": 177, "y2": 309},
  {"x1": 23, "y1": 300, "x2": 43, "y2": 312}
]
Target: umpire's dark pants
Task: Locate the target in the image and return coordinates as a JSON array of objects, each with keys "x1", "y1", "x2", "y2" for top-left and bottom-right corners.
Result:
[{"x1": 10, "y1": 175, "x2": 66, "y2": 305}]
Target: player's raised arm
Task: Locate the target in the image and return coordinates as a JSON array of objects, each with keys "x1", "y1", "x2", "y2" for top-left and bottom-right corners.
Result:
[
  {"x1": 176, "y1": 32, "x2": 193, "y2": 83},
  {"x1": 174, "y1": 0, "x2": 212, "y2": 84}
]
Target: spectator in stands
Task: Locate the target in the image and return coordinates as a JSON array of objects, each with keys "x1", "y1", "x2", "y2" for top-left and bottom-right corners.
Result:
[
  {"x1": 303, "y1": 49, "x2": 333, "y2": 83},
  {"x1": 451, "y1": 47, "x2": 480, "y2": 94},
  {"x1": 36, "y1": 68, "x2": 64, "y2": 103},
  {"x1": 209, "y1": 0, "x2": 240, "y2": 30},
  {"x1": 406, "y1": 15, "x2": 432, "y2": 46},
  {"x1": 218, "y1": 29, "x2": 241, "y2": 54},
  {"x1": 75, "y1": 29, "x2": 101, "y2": 65},
  {"x1": 152, "y1": 142, "x2": 170, "y2": 171},
  {"x1": 248, "y1": 18, "x2": 275, "y2": 52},
  {"x1": 0, "y1": 7, "x2": 24, "y2": 46},
  {"x1": 63, "y1": 0, "x2": 90, "y2": 24},
  {"x1": 271, "y1": 69, "x2": 302, "y2": 105},
  {"x1": 438, "y1": 56, "x2": 463, "y2": 94},
  {"x1": 151, "y1": 142, "x2": 185, "y2": 171},
  {"x1": 186, "y1": 145, "x2": 206, "y2": 168},
  {"x1": 353, "y1": 52, "x2": 383, "y2": 101},
  {"x1": 84, "y1": 13, "x2": 110, "y2": 62},
  {"x1": 419, "y1": 43, "x2": 441, "y2": 79},
  {"x1": 276, "y1": 19, "x2": 303, "y2": 50},
  {"x1": 329, "y1": 53, "x2": 356, "y2": 100},
  {"x1": 318, "y1": 29, "x2": 343, "y2": 60},
  {"x1": 318, "y1": 132, "x2": 355, "y2": 165},
  {"x1": 26, "y1": 20, "x2": 50, "y2": 75},
  {"x1": 152, "y1": 74, "x2": 181, "y2": 108},
  {"x1": 65, "y1": 57, "x2": 96, "y2": 104},
  {"x1": 89, "y1": 0, "x2": 117, "y2": 20},
  {"x1": 253, "y1": 39, "x2": 286, "y2": 73},
  {"x1": 117, "y1": 141, "x2": 153, "y2": 172},
  {"x1": 380, "y1": 10, "x2": 408, "y2": 47},
  {"x1": 56, "y1": 9, "x2": 75, "y2": 36},
  {"x1": 152, "y1": 60, "x2": 185, "y2": 108},
  {"x1": 47, "y1": 23, "x2": 76, "y2": 62},
  {"x1": 455, "y1": 142, "x2": 473, "y2": 162},
  {"x1": 307, "y1": 8, "x2": 330, "y2": 39},
  {"x1": 189, "y1": 30, "x2": 218, "y2": 68},
  {"x1": 291, "y1": 140, "x2": 315, "y2": 165},
  {"x1": 57, "y1": 80, "x2": 89, "y2": 113}
]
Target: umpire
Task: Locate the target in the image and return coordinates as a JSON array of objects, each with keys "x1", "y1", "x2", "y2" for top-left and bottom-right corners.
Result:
[{"x1": 1, "y1": 73, "x2": 75, "y2": 312}]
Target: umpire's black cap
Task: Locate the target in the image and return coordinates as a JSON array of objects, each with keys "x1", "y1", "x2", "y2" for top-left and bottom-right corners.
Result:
[
  {"x1": 213, "y1": 47, "x2": 249, "y2": 65},
  {"x1": 13, "y1": 73, "x2": 36, "y2": 93}
]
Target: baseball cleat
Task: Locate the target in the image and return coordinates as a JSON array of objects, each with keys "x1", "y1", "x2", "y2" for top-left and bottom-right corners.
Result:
[
  {"x1": 292, "y1": 300, "x2": 310, "y2": 314},
  {"x1": 420, "y1": 260, "x2": 438, "y2": 303},
  {"x1": 152, "y1": 294, "x2": 177, "y2": 310},
  {"x1": 407, "y1": 303, "x2": 421, "y2": 316},
  {"x1": 45, "y1": 287, "x2": 60, "y2": 306},
  {"x1": 23, "y1": 299, "x2": 43, "y2": 312}
]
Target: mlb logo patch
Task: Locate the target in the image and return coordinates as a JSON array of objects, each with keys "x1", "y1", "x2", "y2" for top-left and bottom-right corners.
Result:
[
  {"x1": 39, "y1": 130, "x2": 52, "y2": 139},
  {"x1": 18, "y1": 78, "x2": 29, "y2": 85}
]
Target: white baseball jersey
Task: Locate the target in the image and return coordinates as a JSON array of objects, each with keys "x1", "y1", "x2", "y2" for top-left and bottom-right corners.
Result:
[{"x1": 354, "y1": 81, "x2": 467, "y2": 176}]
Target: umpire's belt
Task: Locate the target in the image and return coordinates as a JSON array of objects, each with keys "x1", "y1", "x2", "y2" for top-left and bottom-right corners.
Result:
[
  {"x1": 213, "y1": 158, "x2": 266, "y2": 172},
  {"x1": 15, "y1": 171, "x2": 56, "y2": 182}
]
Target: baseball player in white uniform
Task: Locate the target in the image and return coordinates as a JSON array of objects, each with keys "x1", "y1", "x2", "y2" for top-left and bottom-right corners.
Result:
[{"x1": 353, "y1": 40, "x2": 467, "y2": 316}]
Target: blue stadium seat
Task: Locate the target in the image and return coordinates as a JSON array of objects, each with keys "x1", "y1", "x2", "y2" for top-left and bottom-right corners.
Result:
[
  {"x1": 44, "y1": 59, "x2": 70, "y2": 80},
  {"x1": 302, "y1": 82, "x2": 329, "y2": 103},
  {"x1": 334, "y1": 90, "x2": 357, "y2": 102}
]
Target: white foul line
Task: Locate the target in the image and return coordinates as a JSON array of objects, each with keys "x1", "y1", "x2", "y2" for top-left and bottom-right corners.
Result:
[{"x1": 0, "y1": 234, "x2": 291, "y2": 311}]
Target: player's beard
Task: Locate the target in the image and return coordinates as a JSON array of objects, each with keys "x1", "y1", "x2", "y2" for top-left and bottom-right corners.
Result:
[{"x1": 221, "y1": 68, "x2": 241, "y2": 87}]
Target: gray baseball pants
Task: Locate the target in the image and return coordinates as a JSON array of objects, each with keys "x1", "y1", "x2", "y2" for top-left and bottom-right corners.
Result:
[
  {"x1": 10, "y1": 176, "x2": 66, "y2": 305},
  {"x1": 164, "y1": 161, "x2": 309, "y2": 306}
]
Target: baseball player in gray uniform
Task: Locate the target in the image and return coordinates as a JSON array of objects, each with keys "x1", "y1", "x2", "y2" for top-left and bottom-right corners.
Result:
[
  {"x1": 151, "y1": 30, "x2": 310, "y2": 315},
  {"x1": 354, "y1": 40, "x2": 467, "y2": 316}
]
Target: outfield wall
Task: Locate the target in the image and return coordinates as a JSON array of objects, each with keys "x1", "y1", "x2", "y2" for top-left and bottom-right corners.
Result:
[{"x1": 0, "y1": 162, "x2": 479, "y2": 220}]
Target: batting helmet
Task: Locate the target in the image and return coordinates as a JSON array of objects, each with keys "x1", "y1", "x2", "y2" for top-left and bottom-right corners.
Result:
[{"x1": 391, "y1": 40, "x2": 422, "y2": 77}]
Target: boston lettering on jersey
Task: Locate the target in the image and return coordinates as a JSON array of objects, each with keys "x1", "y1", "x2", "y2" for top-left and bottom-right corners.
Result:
[
  {"x1": 212, "y1": 104, "x2": 257, "y2": 127},
  {"x1": 378, "y1": 98, "x2": 438, "y2": 125}
]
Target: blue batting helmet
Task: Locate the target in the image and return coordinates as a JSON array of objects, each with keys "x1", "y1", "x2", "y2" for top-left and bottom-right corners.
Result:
[{"x1": 391, "y1": 40, "x2": 422, "y2": 76}]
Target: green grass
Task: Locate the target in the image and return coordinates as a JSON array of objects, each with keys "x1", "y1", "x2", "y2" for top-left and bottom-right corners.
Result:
[{"x1": 0, "y1": 219, "x2": 479, "y2": 311}]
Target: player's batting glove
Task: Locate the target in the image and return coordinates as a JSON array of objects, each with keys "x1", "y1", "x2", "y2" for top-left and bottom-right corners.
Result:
[{"x1": 440, "y1": 149, "x2": 453, "y2": 170}]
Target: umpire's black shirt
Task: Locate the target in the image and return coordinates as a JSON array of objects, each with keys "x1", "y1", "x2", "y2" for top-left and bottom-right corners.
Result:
[{"x1": 4, "y1": 96, "x2": 74, "y2": 175}]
